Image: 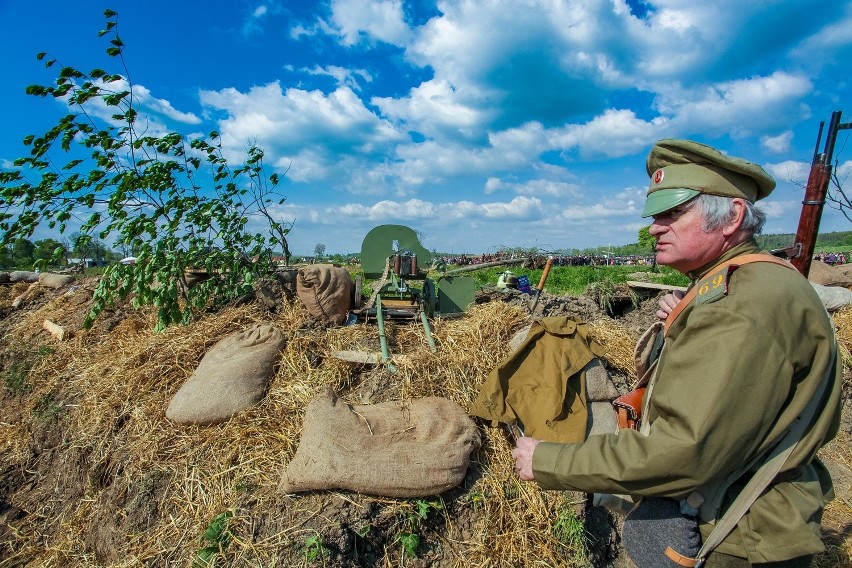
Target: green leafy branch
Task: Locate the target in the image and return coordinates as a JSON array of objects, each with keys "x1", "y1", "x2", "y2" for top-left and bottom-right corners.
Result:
[{"x1": 0, "y1": 9, "x2": 296, "y2": 330}]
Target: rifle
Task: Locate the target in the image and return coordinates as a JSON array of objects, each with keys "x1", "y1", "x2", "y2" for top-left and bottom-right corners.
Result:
[{"x1": 773, "y1": 110, "x2": 851, "y2": 276}]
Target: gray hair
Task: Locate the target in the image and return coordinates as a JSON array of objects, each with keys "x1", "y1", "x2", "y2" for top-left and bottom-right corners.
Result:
[{"x1": 684, "y1": 194, "x2": 766, "y2": 235}]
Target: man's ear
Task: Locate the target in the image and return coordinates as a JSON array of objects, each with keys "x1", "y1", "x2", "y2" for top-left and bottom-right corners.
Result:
[{"x1": 722, "y1": 198, "x2": 747, "y2": 237}]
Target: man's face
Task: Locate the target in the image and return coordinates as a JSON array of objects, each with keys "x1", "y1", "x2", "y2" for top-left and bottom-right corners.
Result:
[{"x1": 648, "y1": 201, "x2": 726, "y2": 274}]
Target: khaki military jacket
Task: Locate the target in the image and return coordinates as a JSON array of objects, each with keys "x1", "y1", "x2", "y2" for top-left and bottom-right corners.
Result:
[
  {"x1": 533, "y1": 240, "x2": 842, "y2": 562},
  {"x1": 470, "y1": 317, "x2": 603, "y2": 444}
]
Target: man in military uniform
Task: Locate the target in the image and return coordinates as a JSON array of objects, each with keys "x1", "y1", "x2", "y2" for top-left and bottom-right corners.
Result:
[{"x1": 512, "y1": 139, "x2": 842, "y2": 567}]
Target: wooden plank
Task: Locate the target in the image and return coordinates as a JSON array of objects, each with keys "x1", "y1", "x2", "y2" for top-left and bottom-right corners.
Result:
[
  {"x1": 331, "y1": 350, "x2": 382, "y2": 364},
  {"x1": 331, "y1": 350, "x2": 411, "y2": 365},
  {"x1": 625, "y1": 280, "x2": 688, "y2": 292}
]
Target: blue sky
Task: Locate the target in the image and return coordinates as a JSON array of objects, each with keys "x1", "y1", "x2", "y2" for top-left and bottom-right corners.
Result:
[{"x1": 2, "y1": 0, "x2": 851, "y2": 256}]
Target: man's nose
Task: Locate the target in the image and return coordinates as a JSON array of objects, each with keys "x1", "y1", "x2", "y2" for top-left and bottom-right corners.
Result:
[{"x1": 648, "y1": 221, "x2": 665, "y2": 236}]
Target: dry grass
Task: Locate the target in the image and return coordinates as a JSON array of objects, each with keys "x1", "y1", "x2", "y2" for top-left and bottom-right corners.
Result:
[
  {"x1": 2, "y1": 289, "x2": 593, "y2": 566},
  {"x1": 588, "y1": 320, "x2": 638, "y2": 386},
  {"x1": 1, "y1": 285, "x2": 850, "y2": 567}
]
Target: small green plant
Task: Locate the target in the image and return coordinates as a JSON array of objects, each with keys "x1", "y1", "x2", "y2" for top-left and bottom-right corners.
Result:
[
  {"x1": 194, "y1": 511, "x2": 233, "y2": 567},
  {"x1": 398, "y1": 531, "x2": 420, "y2": 559},
  {"x1": 584, "y1": 278, "x2": 617, "y2": 312},
  {"x1": 233, "y1": 479, "x2": 257, "y2": 494},
  {"x1": 34, "y1": 393, "x2": 64, "y2": 420},
  {"x1": 4, "y1": 361, "x2": 30, "y2": 395},
  {"x1": 3, "y1": 345, "x2": 53, "y2": 395},
  {"x1": 395, "y1": 498, "x2": 444, "y2": 559},
  {"x1": 353, "y1": 523, "x2": 373, "y2": 555},
  {"x1": 414, "y1": 498, "x2": 443, "y2": 519},
  {"x1": 466, "y1": 490, "x2": 485, "y2": 510},
  {"x1": 298, "y1": 532, "x2": 328, "y2": 565},
  {"x1": 37, "y1": 345, "x2": 54, "y2": 357},
  {"x1": 552, "y1": 504, "x2": 588, "y2": 562}
]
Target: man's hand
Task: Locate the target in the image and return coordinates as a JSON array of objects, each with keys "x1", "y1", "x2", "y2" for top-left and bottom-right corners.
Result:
[
  {"x1": 656, "y1": 290, "x2": 684, "y2": 320},
  {"x1": 511, "y1": 436, "x2": 540, "y2": 481}
]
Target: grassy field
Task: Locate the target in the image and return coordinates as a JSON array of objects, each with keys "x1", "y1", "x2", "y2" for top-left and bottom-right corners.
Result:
[
  {"x1": 456, "y1": 264, "x2": 690, "y2": 295},
  {"x1": 354, "y1": 263, "x2": 691, "y2": 302}
]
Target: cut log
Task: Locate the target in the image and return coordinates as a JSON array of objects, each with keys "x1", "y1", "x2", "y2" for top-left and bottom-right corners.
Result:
[
  {"x1": 43, "y1": 319, "x2": 67, "y2": 341},
  {"x1": 11, "y1": 282, "x2": 40, "y2": 309}
]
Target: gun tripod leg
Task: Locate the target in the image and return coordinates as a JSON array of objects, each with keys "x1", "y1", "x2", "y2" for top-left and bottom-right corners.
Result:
[
  {"x1": 419, "y1": 307, "x2": 437, "y2": 352},
  {"x1": 375, "y1": 294, "x2": 397, "y2": 373}
]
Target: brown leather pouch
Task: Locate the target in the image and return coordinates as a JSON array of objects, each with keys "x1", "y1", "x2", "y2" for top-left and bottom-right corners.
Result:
[{"x1": 613, "y1": 387, "x2": 646, "y2": 430}]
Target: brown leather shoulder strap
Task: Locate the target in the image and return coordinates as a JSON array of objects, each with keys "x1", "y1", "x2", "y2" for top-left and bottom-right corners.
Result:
[{"x1": 663, "y1": 254, "x2": 796, "y2": 334}]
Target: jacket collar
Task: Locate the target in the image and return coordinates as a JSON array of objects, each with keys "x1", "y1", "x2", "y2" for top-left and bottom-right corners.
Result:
[{"x1": 686, "y1": 239, "x2": 763, "y2": 282}]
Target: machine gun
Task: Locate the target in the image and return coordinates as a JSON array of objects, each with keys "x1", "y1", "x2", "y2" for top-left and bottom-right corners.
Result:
[{"x1": 351, "y1": 224, "x2": 475, "y2": 371}]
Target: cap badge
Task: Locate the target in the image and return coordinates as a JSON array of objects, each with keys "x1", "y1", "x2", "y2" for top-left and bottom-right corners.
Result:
[{"x1": 653, "y1": 168, "x2": 665, "y2": 185}]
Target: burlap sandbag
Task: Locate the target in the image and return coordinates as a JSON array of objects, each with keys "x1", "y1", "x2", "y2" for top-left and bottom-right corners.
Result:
[
  {"x1": 166, "y1": 323, "x2": 286, "y2": 425},
  {"x1": 296, "y1": 264, "x2": 353, "y2": 326},
  {"x1": 281, "y1": 389, "x2": 481, "y2": 497},
  {"x1": 38, "y1": 272, "x2": 75, "y2": 288},
  {"x1": 811, "y1": 282, "x2": 852, "y2": 312}
]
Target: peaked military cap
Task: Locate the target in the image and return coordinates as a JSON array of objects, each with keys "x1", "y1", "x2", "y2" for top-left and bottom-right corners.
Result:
[{"x1": 642, "y1": 139, "x2": 776, "y2": 217}]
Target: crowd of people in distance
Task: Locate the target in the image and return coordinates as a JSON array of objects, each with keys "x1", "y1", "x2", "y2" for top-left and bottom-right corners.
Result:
[
  {"x1": 813, "y1": 251, "x2": 848, "y2": 265},
  {"x1": 441, "y1": 253, "x2": 656, "y2": 267}
]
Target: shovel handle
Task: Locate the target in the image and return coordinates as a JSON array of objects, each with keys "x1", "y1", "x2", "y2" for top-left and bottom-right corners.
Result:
[{"x1": 536, "y1": 257, "x2": 554, "y2": 290}]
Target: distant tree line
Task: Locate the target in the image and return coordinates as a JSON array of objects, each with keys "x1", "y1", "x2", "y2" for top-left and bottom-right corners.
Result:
[
  {"x1": 756, "y1": 231, "x2": 852, "y2": 252},
  {"x1": 7, "y1": 230, "x2": 852, "y2": 273},
  {"x1": 0, "y1": 233, "x2": 122, "y2": 271}
]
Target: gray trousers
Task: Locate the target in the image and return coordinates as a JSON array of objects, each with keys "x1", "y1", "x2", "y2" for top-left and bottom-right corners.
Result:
[{"x1": 703, "y1": 551, "x2": 813, "y2": 568}]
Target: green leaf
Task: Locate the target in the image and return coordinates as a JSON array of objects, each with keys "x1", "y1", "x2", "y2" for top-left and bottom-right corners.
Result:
[
  {"x1": 202, "y1": 511, "x2": 232, "y2": 544},
  {"x1": 193, "y1": 546, "x2": 218, "y2": 568},
  {"x1": 399, "y1": 532, "x2": 420, "y2": 558}
]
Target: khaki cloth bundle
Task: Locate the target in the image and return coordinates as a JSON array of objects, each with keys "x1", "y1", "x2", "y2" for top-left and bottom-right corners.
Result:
[
  {"x1": 470, "y1": 316, "x2": 617, "y2": 443},
  {"x1": 281, "y1": 389, "x2": 481, "y2": 497}
]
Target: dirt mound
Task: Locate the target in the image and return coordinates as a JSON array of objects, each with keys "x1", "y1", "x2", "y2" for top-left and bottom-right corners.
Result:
[
  {"x1": 809, "y1": 260, "x2": 852, "y2": 287},
  {"x1": 0, "y1": 276, "x2": 849, "y2": 567}
]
